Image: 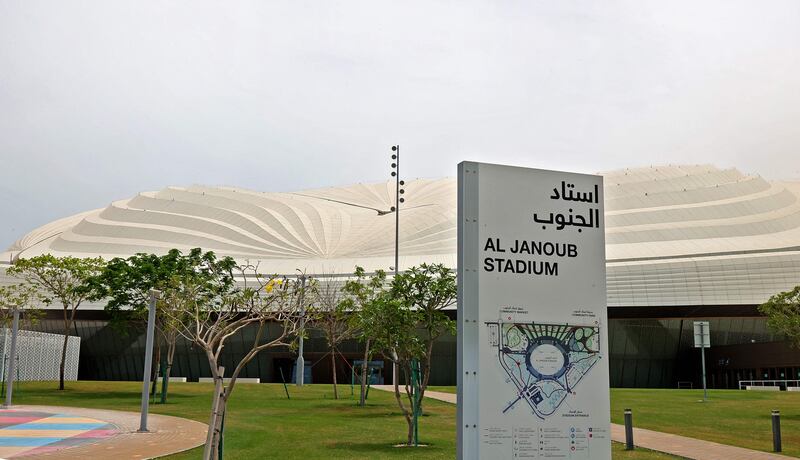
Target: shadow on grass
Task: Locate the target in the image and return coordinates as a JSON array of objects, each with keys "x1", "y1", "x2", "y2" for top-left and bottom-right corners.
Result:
[
  {"x1": 336, "y1": 408, "x2": 445, "y2": 419},
  {"x1": 17, "y1": 389, "x2": 201, "y2": 404},
  {"x1": 22, "y1": 390, "x2": 138, "y2": 399},
  {"x1": 328, "y1": 440, "x2": 442, "y2": 453}
]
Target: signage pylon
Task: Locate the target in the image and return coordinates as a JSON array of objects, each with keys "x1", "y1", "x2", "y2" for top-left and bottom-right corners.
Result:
[{"x1": 457, "y1": 162, "x2": 610, "y2": 459}]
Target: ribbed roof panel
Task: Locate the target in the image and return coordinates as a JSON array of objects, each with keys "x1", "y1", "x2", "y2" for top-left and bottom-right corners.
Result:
[{"x1": 4, "y1": 166, "x2": 800, "y2": 307}]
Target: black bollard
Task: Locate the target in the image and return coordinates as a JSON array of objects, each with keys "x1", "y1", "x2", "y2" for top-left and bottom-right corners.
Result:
[
  {"x1": 624, "y1": 408, "x2": 634, "y2": 450},
  {"x1": 772, "y1": 410, "x2": 781, "y2": 452}
]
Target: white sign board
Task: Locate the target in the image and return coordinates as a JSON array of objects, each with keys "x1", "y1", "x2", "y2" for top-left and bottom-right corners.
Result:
[
  {"x1": 458, "y1": 162, "x2": 610, "y2": 460},
  {"x1": 693, "y1": 321, "x2": 710, "y2": 348}
]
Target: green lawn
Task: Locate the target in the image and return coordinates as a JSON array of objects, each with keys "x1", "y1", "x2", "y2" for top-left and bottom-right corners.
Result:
[
  {"x1": 612, "y1": 443, "x2": 684, "y2": 459},
  {"x1": 11, "y1": 381, "x2": 455, "y2": 459},
  {"x1": 426, "y1": 386, "x2": 457, "y2": 394},
  {"x1": 431, "y1": 386, "x2": 797, "y2": 457},
  {"x1": 8, "y1": 381, "x2": 678, "y2": 459},
  {"x1": 611, "y1": 388, "x2": 800, "y2": 457}
]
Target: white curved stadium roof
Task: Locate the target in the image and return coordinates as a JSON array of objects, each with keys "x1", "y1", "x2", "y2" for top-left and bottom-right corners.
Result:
[{"x1": 4, "y1": 164, "x2": 800, "y2": 308}]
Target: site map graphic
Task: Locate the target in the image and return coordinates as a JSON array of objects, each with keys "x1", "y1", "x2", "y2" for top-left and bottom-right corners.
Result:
[{"x1": 486, "y1": 321, "x2": 601, "y2": 419}]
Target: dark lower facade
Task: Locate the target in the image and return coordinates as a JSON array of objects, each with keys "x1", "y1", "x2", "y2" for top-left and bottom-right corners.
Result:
[
  {"x1": 29, "y1": 310, "x2": 457, "y2": 387},
  {"x1": 608, "y1": 305, "x2": 791, "y2": 388},
  {"x1": 28, "y1": 306, "x2": 795, "y2": 389}
]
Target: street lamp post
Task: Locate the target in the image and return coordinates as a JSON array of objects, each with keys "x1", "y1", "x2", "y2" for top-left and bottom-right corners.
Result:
[
  {"x1": 3, "y1": 307, "x2": 20, "y2": 408},
  {"x1": 139, "y1": 289, "x2": 159, "y2": 432},
  {"x1": 390, "y1": 145, "x2": 405, "y2": 388},
  {"x1": 295, "y1": 273, "x2": 307, "y2": 387},
  {"x1": 391, "y1": 145, "x2": 404, "y2": 277}
]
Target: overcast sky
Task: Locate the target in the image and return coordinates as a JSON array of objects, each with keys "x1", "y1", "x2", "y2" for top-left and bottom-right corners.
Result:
[{"x1": 1, "y1": 1, "x2": 799, "y2": 248}]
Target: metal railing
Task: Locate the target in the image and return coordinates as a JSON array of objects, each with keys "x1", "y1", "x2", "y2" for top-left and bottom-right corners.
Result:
[{"x1": 739, "y1": 379, "x2": 800, "y2": 390}]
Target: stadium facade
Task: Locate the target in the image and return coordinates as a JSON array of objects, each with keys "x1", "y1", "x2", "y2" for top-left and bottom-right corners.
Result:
[{"x1": 2, "y1": 164, "x2": 800, "y2": 388}]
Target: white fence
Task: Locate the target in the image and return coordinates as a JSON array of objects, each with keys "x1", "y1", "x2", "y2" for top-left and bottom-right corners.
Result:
[
  {"x1": 739, "y1": 379, "x2": 800, "y2": 390},
  {"x1": 0, "y1": 329, "x2": 80, "y2": 382},
  {"x1": 198, "y1": 377, "x2": 260, "y2": 384}
]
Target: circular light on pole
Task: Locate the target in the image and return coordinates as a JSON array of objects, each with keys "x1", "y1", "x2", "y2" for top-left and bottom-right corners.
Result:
[
  {"x1": 399, "y1": 197, "x2": 405, "y2": 203},
  {"x1": 392, "y1": 154, "x2": 397, "y2": 159},
  {"x1": 392, "y1": 146, "x2": 397, "y2": 151},
  {"x1": 391, "y1": 172, "x2": 397, "y2": 176}
]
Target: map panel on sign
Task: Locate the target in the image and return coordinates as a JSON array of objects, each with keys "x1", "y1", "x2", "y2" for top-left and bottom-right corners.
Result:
[{"x1": 486, "y1": 321, "x2": 601, "y2": 420}]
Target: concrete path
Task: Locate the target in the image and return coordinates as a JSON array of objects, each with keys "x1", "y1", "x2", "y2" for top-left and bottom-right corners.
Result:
[
  {"x1": 2, "y1": 405, "x2": 206, "y2": 459},
  {"x1": 607, "y1": 424, "x2": 791, "y2": 460},
  {"x1": 372, "y1": 386, "x2": 793, "y2": 460}
]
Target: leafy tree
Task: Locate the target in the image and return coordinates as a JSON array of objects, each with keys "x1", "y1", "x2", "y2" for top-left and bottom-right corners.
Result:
[
  {"x1": 0, "y1": 283, "x2": 44, "y2": 327},
  {"x1": 164, "y1": 257, "x2": 311, "y2": 460},
  {"x1": 7, "y1": 255, "x2": 104, "y2": 390},
  {"x1": 96, "y1": 248, "x2": 213, "y2": 402},
  {"x1": 390, "y1": 263, "x2": 456, "y2": 412},
  {"x1": 759, "y1": 285, "x2": 800, "y2": 346},
  {"x1": 308, "y1": 276, "x2": 357, "y2": 399},
  {"x1": 365, "y1": 291, "x2": 424, "y2": 445},
  {"x1": 351, "y1": 263, "x2": 456, "y2": 445},
  {"x1": 345, "y1": 266, "x2": 388, "y2": 406}
]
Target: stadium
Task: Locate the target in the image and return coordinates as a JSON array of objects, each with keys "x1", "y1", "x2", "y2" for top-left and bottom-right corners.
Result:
[{"x1": 2, "y1": 164, "x2": 800, "y2": 388}]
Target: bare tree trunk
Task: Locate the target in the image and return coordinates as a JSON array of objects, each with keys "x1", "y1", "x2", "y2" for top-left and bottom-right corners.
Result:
[
  {"x1": 211, "y1": 394, "x2": 228, "y2": 460},
  {"x1": 59, "y1": 332, "x2": 68, "y2": 391},
  {"x1": 167, "y1": 338, "x2": 176, "y2": 377},
  {"x1": 58, "y1": 305, "x2": 74, "y2": 391},
  {"x1": 392, "y1": 363, "x2": 414, "y2": 446},
  {"x1": 406, "y1": 413, "x2": 414, "y2": 446},
  {"x1": 359, "y1": 338, "x2": 370, "y2": 406},
  {"x1": 418, "y1": 340, "x2": 435, "y2": 415},
  {"x1": 150, "y1": 339, "x2": 161, "y2": 397},
  {"x1": 203, "y1": 364, "x2": 224, "y2": 460},
  {"x1": 331, "y1": 346, "x2": 339, "y2": 399},
  {"x1": 163, "y1": 337, "x2": 177, "y2": 403}
]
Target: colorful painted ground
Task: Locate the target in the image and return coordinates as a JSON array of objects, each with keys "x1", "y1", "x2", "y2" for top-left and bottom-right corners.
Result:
[{"x1": 0, "y1": 409, "x2": 117, "y2": 458}]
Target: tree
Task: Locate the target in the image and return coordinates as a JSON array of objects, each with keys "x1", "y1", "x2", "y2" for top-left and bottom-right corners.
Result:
[
  {"x1": 352, "y1": 263, "x2": 456, "y2": 445},
  {"x1": 7, "y1": 255, "x2": 104, "y2": 390},
  {"x1": 165, "y1": 256, "x2": 311, "y2": 460},
  {"x1": 366, "y1": 291, "x2": 424, "y2": 445},
  {"x1": 345, "y1": 266, "x2": 388, "y2": 406},
  {"x1": 390, "y1": 263, "x2": 456, "y2": 411},
  {"x1": 759, "y1": 285, "x2": 800, "y2": 346},
  {"x1": 0, "y1": 284, "x2": 44, "y2": 327},
  {"x1": 308, "y1": 276, "x2": 357, "y2": 400},
  {"x1": 96, "y1": 248, "x2": 211, "y2": 402}
]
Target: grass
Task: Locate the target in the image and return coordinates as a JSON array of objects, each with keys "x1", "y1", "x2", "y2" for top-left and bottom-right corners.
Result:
[
  {"x1": 432, "y1": 386, "x2": 798, "y2": 457},
  {"x1": 8, "y1": 381, "x2": 680, "y2": 459},
  {"x1": 12, "y1": 381, "x2": 454, "y2": 459},
  {"x1": 612, "y1": 443, "x2": 684, "y2": 459},
  {"x1": 425, "y1": 386, "x2": 457, "y2": 394},
  {"x1": 611, "y1": 388, "x2": 800, "y2": 457}
]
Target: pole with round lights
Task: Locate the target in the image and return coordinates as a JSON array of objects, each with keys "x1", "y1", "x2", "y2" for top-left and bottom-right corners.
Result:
[
  {"x1": 390, "y1": 145, "x2": 405, "y2": 389},
  {"x1": 392, "y1": 145, "x2": 420, "y2": 445},
  {"x1": 391, "y1": 145, "x2": 405, "y2": 278}
]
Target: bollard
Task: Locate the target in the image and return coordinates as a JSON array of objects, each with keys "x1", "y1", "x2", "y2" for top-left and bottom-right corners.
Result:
[
  {"x1": 624, "y1": 408, "x2": 634, "y2": 450},
  {"x1": 772, "y1": 410, "x2": 781, "y2": 452}
]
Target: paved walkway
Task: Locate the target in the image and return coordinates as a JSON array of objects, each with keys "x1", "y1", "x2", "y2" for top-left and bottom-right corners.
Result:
[
  {"x1": 372, "y1": 386, "x2": 793, "y2": 460},
  {"x1": 0, "y1": 405, "x2": 206, "y2": 459},
  {"x1": 0, "y1": 409, "x2": 117, "y2": 458}
]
